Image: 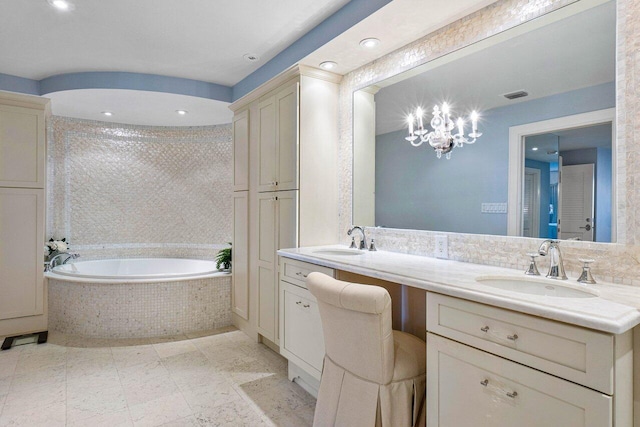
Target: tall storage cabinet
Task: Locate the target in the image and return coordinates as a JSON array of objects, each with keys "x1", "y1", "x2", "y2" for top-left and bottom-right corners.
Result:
[
  {"x1": 0, "y1": 91, "x2": 49, "y2": 338},
  {"x1": 229, "y1": 65, "x2": 341, "y2": 347}
]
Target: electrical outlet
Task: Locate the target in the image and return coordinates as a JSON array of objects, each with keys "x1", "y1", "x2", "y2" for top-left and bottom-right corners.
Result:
[{"x1": 435, "y1": 235, "x2": 448, "y2": 259}]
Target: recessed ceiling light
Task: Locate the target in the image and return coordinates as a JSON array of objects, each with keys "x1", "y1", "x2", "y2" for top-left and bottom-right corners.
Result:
[
  {"x1": 319, "y1": 61, "x2": 337, "y2": 70},
  {"x1": 359, "y1": 38, "x2": 380, "y2": 49},
  {"x1": 47, "y1": 0, "x2": 74, "y2": 11},
  {"x1": 531, "y1": 147, "x2": 538, "y2": 151},
  {"x1": 101, "y1": 111, "x2": 113, "y2": 116},
  {"x1": 243, "y1": 54, "x2": 260, "y2": 63},
  {"x1": 176, "y1": 110, "x2": 188, "y2": 115}
]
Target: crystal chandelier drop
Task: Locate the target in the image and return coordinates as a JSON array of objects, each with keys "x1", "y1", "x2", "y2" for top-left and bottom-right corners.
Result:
[{"x1": 405, "y1": 103, "x2": 482, "y2": 159}]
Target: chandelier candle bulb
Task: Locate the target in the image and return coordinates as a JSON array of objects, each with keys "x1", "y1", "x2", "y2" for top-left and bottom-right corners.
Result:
[
  {"x1": 471, "y1": 111, "x2": 479, "y2": 133},
  {"x1": 408, "y1": 114, "x2": 414, "y2": 136},
  {"x1": 416, "y1": 107, "x2": 424, "y2": 130},
  {"x1": 457, "y1": 118, "x2": 464, "y2": 135}
]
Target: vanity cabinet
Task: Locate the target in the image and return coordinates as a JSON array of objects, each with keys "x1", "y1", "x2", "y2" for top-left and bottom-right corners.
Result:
[
  {"x1": 279, "y1": 258, "x2": 334, "y2": 395},
  {"x1": 426, "y1": 292, "x2": 631, "y2": 426},
  {"x1": 0, "y1": 91, "x2": 49, "y2": 338}
]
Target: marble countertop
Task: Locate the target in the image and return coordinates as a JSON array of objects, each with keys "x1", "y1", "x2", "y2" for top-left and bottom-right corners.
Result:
[{"x1": 278, "y1": 245, "x2": 640, "y2": 334}]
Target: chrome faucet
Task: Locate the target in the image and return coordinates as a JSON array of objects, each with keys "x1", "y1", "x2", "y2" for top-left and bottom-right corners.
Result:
[
  {"x1": 347, "y1": 226, "x2": 366, "y2": 250},
  {"x1": 538, "y1": 240, "x2": 567, "y2": 280},
  {"x1": 46, "y1": 252, "x2": 80, "y2": 272}
]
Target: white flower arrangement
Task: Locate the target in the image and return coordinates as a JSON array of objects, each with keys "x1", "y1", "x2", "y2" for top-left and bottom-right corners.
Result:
[{"x1": 45, "y1": 238, "x2": 69, "y2": 261}]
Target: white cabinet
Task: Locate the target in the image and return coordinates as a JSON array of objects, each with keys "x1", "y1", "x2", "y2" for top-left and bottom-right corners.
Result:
[
  {"x1": 0, "y1": 91, "x2": 49, "y2": 337},
  {"x1": 280, "y1": 282, "x2": 324, "y2": 376},
  {"x1": 427, "y1": 333, "x2": 612, "y2": 427},
  {"x1": 256, "y1": 190, "x2": 298, "y2": 343},
  {"x1": 0, "y1": 103, "x2": 45, "y2": 189},
  {"x1": 0, "y1": 188, "x2": 45, "y2": 320},
  {"x1": 278, "y1": 258, "x2": 334, "y2": 382},
  {"x1": 257, "y1": 82, "x2": 299, "y2": 193},
  {"x1": 426, "y1": 292, "x2": 631, "y2": 427},
  {"x1": 232, "y1": 109, "x2": 249, "y2": 192},
  {"x1": 232, "y1": 192, "x2": 249, "y2": 319}
]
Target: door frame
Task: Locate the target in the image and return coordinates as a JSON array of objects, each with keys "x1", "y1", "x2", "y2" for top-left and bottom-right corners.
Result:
[
  {"x1": 523, "y1": 167, "x2": 541, "y2": 238},
  {"x1": 507, "y1": 108, "x2": 615, "y2": 241}
]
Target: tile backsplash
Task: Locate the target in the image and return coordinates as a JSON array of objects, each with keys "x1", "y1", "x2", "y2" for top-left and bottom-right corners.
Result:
[
  {"x1": 338, "y1": 0, "x2": 640, "y2": 284},
  {"x1": 47, "y1": 116, "x2": 232, "y2": 260}
]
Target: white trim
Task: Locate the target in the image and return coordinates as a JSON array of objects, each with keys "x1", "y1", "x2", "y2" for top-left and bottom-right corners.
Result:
[
  {"x1": 507, "y1": 108, "x2": 616, "y2": 240},
  {"x1": 523, "y1": 167, "x2": 541, "y2": 238}
]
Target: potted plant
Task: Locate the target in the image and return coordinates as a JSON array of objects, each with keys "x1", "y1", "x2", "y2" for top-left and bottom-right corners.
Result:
[{"x1": 215, "y1": 243, "x2": 232, "y2": 272}]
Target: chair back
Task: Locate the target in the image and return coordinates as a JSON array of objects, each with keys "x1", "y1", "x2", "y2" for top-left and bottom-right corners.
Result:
[{"x1": 307, "y1": 272, "x2": 395, "y2": 384}]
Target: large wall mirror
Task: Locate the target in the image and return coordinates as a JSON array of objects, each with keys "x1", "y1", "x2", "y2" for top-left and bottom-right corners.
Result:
[{"x1": 352, "y1": 0, "x2": 616, "y2": 243}]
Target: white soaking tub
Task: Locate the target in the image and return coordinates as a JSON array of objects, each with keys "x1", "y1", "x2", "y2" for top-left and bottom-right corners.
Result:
[{"x1": 45, "y1": 258, "x2": 231, "y2": 338}]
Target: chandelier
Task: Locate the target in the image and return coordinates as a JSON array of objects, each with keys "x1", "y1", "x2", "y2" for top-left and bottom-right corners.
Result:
[{"x1": 405, "y1": 103, "x2": 481, "y2": 159}]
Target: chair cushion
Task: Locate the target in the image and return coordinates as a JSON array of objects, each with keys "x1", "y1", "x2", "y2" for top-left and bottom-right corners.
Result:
[{"x1": 392, "y1": 331, "x2": 427, "y2": 382}]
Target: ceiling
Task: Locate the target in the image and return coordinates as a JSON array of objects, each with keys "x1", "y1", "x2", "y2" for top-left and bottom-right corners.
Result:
[
  {"x1": 373, "y1": 0, "x2": 616, "y2": 136},
  {"x1": 0, "y1": 0, "x2": 503, "y2": 126}
]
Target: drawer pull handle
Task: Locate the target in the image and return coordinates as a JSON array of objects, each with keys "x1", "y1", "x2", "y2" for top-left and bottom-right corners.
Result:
[
  {"x1": 507, "y1": 334, "x2": 519, "y2": 341},
  {"x1": 303, "y1": 304, "x2": 310, "y2": 308},
  {"x1": 506, "y1": 391, "x2": 518, "y2": 399},
  {"x1": 480, "y1": 379, "x2": 489, "y2": 387},
  {"x1": 295, "y1": 272, "x2": 308, "y2": 278},
  {"x1": 480, "y1": 326, "x2": 490, "y2": 333}
]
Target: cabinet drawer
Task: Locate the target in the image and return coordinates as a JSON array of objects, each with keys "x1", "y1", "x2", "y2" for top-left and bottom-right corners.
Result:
[
  {"x1": 426, "y1": 292, "x2": 613, "y2": 394},
  {"x1": 280, "y1": 257, "x2": 334, "y2": 289},
  {"x1": 427, "y1": 333, "x2": 612, "y2": 427},
  {"x1": 280, "y1": 281, "x2": 325, "y2": 379}
]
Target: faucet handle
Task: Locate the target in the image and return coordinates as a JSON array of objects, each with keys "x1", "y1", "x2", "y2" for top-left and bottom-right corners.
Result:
[
  {"x1": 349, "y1": 236, "x2": 357, "y2": 249},
  {"x1": 577, "y1": 259, "x2": 596, "y2": 284},
  {"x1": 368, "y1": 239, "x2": 377, "y2": 252},
  {"x1": 525, "y1": 253, "x2": 540, "y2": 276}
]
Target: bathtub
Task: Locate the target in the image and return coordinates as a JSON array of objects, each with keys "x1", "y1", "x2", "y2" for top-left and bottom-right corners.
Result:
[{"x1": 46, "y1": 258, "x2": 232, "y2": 338}]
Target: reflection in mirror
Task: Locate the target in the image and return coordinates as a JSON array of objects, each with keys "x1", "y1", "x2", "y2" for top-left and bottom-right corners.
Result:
[
  {"x1": 522, "y1": 122, "x2": 613, "y2": 242},
  {"x1": 352, "y1": 0, "x2": 616, "y2": 242}
]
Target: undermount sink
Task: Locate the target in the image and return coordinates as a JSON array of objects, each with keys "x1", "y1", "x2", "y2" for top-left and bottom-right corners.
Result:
[
  {"x1": 475, "y1": 276, "x2": 597, "y2": 298},
  {"x1": 312, "y1": 248, "x2": 365, "y2": 257}
]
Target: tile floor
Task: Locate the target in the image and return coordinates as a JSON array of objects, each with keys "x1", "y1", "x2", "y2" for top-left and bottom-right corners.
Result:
[{"x1": 0, "y1": 328, "x2": 316, "y2": 426}]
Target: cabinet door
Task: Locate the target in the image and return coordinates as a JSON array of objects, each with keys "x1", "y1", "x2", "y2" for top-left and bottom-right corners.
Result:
[
  {"x1": 256, "y1": 193, "x2": 277, "y2": 341},
  {"x1": 427, "y1": 333, "x2": 612, "y2": 427},
  {"x1": 257, "y1": 96, "x2": 277, "y2": 192},
  {"x1": 232, "y1": 192, "x2": 249, "y2": 319},
  {"x1": 275, "y1": 82, "x2": 299, "y2": 191},
  {"x1": 277, "y1": 190, "x2": 298, "y2": 252},
  {"x1": 280, "y1": 281, "x2": 325, "y2": 379},
  {"x1": 0, "y1": 105, "x2": 45, "y2": 188},
  {"x1": 0, "y1": 188, "x2": 44, "y2": 320},
  {"x1": 233, "y1": 110, "x2": 249, "y2": 192}
]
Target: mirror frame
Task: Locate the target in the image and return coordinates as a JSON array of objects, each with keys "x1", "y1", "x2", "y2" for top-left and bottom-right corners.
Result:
[{"x1": 507, "y1": 108, "x2": 617, "y2": 240}]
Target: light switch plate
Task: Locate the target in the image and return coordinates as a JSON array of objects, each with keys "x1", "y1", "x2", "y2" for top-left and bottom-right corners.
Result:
[{"x1": 435, "y1": 235, "x2": 448, "y2": 259}]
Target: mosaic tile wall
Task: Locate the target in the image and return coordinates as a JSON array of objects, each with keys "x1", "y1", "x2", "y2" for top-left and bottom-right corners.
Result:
[
  {"x1": 48, "y1": 276, "x2": 231, "y2": 338},
  {"x1": 338, "y1": 0, "x2": 640, "y2": 284},
  {"x1": 47, "y1": 116, "x2": 232, "y2": 260}
]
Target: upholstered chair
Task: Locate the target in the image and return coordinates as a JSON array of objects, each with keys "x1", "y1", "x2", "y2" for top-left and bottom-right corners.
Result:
[{"x1": 307, "y1": 272, "x2": 426, "y2": 427}]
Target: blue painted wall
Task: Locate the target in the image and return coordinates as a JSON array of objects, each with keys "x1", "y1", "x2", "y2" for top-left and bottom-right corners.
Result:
[
  {"x1": 524, "y1": 158, "x2": 551, "y2": 238},
  {"x1": 374, "y1": 81, "x2": 615, "y2": 234}
]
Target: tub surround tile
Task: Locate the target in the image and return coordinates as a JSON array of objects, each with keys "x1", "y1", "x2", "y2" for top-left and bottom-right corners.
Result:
[
  {"x1": 47, "y1": 117, "x2": 232, "y2": 261},
  {"x1": 48, "y1": 276, "x2": 231, "y2": 339}
]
